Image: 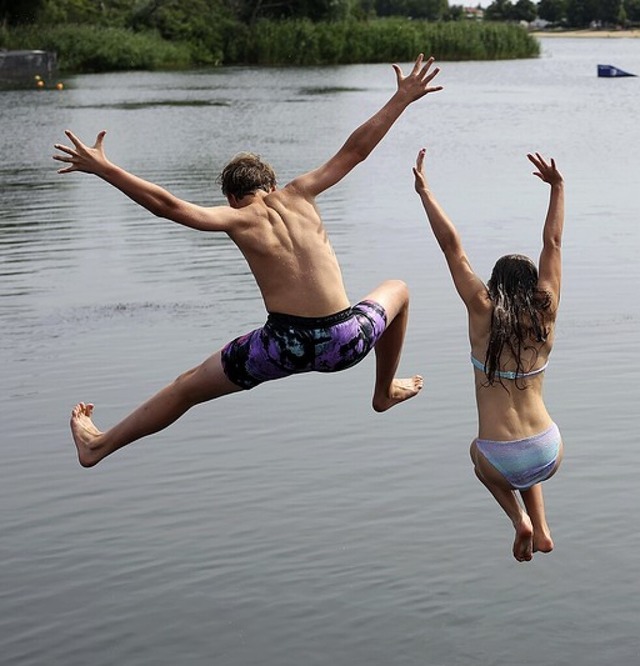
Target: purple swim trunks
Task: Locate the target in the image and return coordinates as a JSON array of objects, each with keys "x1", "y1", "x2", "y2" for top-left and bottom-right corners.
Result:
[{"x1": 221, "y1": 299, "x2": 387, "y2": 390}]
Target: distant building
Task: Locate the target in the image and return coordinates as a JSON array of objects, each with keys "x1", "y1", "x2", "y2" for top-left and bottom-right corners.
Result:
[
  {"x1": 463, "y1": 6, "x2": 485, "y2": 20},
  {"x1": 529, "y1": 18, "x2": 551, "y2": 29}
]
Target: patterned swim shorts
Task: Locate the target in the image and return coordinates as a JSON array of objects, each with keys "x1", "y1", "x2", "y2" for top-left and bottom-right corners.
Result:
[{"x1": 221, "y1": 299, "x2": 387, "y2": 390}]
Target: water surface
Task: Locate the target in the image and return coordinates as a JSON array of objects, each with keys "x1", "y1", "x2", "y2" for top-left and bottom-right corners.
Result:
[{"x1": 1, "y1": 38, "x2": 639, "y2": 665}]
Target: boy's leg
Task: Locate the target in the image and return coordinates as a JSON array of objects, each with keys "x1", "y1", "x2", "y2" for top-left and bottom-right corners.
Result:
[
  {"x1": 360, "y1": 279, "x2": 423, "y2": 412},
  {"x1": 70, "y1": 350, "x2": 243, "y2": 468},
  {"x1": 470, "y1": 440, "x2": 534, "y2": 562}
]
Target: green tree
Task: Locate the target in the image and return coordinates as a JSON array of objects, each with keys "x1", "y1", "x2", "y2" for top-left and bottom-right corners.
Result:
[
  {"x1": 355, "y1": 0, "x2": 377, "y2": 17},
  {"x1": 444, "y1": 3, "x2": 466, "y2": 20},
  {"x1": 484, "y1": 0, "x2": 514, "y2": 20},
  {"x1": 537, "y1": 0, "x2": 567, "y2": 22},
  {"x1": 617, "y1": 2, "x2": 628, "y2": 23},
  {"x1": 598, "y1": 0, "x2": 622, "y2": 23},
  {"x1": 0, "y1": 0, "x2": 43, "y2": 25},
  {"x1": 128, "y1": 0, "x2": 230, "y2": 62},
  {"x1": 512, "y1": 0, "x2": 536, "y2": 20},
  {"x1": 374, "y1": 0, "x2": 448, "y2": 19},
  {"x1": 223, "y1": 0, "x2": 356, "y2": 22},
  {"x1": 624, "y1": 0, "x2": 640, "y2": 20},
  {"x1": 565, "y1": 0, "x2": 599, "y2": 25},
  {"x1": 422, "y1": 0, "x2": 450, "y2": 19},
  {"x1": 373, "y1": 0, "x2": 401, "y2": 15},
  {"x1": 37, "y1": 0, "x2": 134, "y2": 26},
  {"x1": 374, "y1": 1, "x2": 411, "y2": 16}
]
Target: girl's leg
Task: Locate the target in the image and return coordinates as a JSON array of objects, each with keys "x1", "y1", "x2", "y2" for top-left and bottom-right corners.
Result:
[
  {"x1": 519, "y1": 441, "x2": 563, "y2": 553},
  {"x1": 360, "y1": 280, "x2": 423, "y2": 412},
  {"x1": 470, "y1": 440, "x2": 534, "y2": 562},
  {"x1": 519, "y1": 484, "x2": 553, "y2": 553},
  {"x1": 70, "y1": 350, "x2": 243, "y2": 467}
]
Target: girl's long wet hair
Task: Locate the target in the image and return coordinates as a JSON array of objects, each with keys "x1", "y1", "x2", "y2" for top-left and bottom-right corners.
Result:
[{"x1": 484, "y1": 254, "x2": 552, "y2": 386}]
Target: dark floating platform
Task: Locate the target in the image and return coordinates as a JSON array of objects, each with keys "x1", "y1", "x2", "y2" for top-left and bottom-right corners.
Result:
[
  {"x1": 0, "y1": 50, "x2": 58, "y2": 89},
  {"x1": 597, "y1": 64, "x2": 637, "y2": 78}
]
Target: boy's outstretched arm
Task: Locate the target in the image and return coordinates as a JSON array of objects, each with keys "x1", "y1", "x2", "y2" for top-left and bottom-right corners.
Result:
[
  {"x1": 290, "y1": 54, "x2": 443, "y2": 198},
  {"x1": 53, "y1": 130, "x2": 237, "y2": 232}
]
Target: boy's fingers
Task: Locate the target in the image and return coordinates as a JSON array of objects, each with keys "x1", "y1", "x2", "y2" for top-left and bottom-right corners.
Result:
[{"x1": 411, "y1": 53, "x2": 425, "y2": 75}]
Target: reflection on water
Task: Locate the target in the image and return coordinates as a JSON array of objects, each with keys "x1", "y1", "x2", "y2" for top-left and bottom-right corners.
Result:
[
  {"x1": 1, "y1": 39, "x2": 640, "y2": 665},
  {"x1": 79, "y1": 100, "x2": 231, "y2": 110}
]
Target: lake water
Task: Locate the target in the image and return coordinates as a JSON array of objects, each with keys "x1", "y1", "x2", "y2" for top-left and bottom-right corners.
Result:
[{"x1": 1, "y1": 37, "x2": 639, "y2": 665}]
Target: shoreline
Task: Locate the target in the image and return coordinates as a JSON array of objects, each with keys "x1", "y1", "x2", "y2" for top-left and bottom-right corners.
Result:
[{"x1": 532, "y1": 29, "x2": 640, "y2": 38}]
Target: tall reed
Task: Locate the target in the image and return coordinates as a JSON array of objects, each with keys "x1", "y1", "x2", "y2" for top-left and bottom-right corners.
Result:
[
  {"x1": 1, "y1": 25, "x2": 192, "y2": 72},
  {"x1": 1, "y1": 18, "x2": 539, "y2": 73},
  {"x1": 222, "y1": 19, "x2": 540, "y2": 66}
]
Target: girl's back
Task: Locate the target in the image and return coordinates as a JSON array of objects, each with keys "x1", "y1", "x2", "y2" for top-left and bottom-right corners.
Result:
[{"x1": 468, "y1": 279, "x2": 556, "y2": 441}]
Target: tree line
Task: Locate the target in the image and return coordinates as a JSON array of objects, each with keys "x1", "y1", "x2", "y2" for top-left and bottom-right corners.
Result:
[
  {"x1": 483, "y1": 0, "x2": 640, "y2": 25},
  {"x1": 1, "y1": 0, "x2": 638, "y2": 28},
  {"x1": 0, "y1": 0, "x2": 540, "y2": 72},
  {"x1": 1, "y1": 0, "x2": 635, "y2": 73}
]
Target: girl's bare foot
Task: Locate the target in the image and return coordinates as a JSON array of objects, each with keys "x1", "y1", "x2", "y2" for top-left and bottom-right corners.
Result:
[
  {"x1": 373, "y1": 375, "x2": 423, "y2": 412},
  {"x1": 513, "y1": 514, "x2": 534, "y2": 562},
  {"x1": 533, "y1": 530, "x2": 554, "y2": 554},
  {"x1": 70, "y1": 402, "x2": 105, "y2": 467}
]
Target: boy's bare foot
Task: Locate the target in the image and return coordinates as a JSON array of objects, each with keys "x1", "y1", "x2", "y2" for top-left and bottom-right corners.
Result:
[
  {"x1": 70, "y1": 402, "x2": 105, "y2": 468},
  {"x1": 512, "y1": 514, "x2": 534, "y2": 562},
  {"x1": 373, "y1": 375, "x2": 423, "y2": 412}
]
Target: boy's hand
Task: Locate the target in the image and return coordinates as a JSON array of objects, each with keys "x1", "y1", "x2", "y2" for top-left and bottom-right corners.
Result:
[
  {"x1": 393, "y1": 54, "x2": 443, "y2": 104},
  {"x1": 54, "y1": 130, "x2": 110, "y2": 175}
]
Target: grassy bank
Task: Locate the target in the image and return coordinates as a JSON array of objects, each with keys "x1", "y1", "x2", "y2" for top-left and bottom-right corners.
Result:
[
  {"x1": 0, "y1": 19, "x2": 539, "y2": 73},
  {"x1": 0, "y1": 24, "x2": 194, "y2": 72},
  {"x1": 226, "y1": 19, "x2": 539, "y2": 65}
]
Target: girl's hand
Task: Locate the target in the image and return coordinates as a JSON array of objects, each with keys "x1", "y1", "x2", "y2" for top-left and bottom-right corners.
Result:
[
  {"x1": 527, "y1": 152, "x2": 563, "y2": 186},
  {"x1": 413, "y1": 147, "x2": 430, "y2": 194}
]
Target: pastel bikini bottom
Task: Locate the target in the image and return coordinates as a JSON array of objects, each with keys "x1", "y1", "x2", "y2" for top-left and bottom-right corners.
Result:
[{"x1": 475, "y1": 423, "x2": 562, "y2": 490}]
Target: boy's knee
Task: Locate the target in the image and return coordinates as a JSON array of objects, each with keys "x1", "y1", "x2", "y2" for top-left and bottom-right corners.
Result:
[
  {"x1": 172, "y1": 366, "x2": 200, "y2": 399},
  {"x1": 385, "y1": 279, "x2": 409, "y2": 301},
  {"x1": 390, "y1": 278, "x2": 408, "y2": 290},
  {"x1": 174, "y1": 367, "x2": 195, "y2": 385}
]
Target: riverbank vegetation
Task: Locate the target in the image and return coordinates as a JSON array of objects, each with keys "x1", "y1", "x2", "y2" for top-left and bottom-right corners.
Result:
[
  {"x1": 485, "y1": 0, "x2": 640, "y2": 28},
  {"x1": 0, "y1": 0, "x2": 542, "y2": 72}
]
